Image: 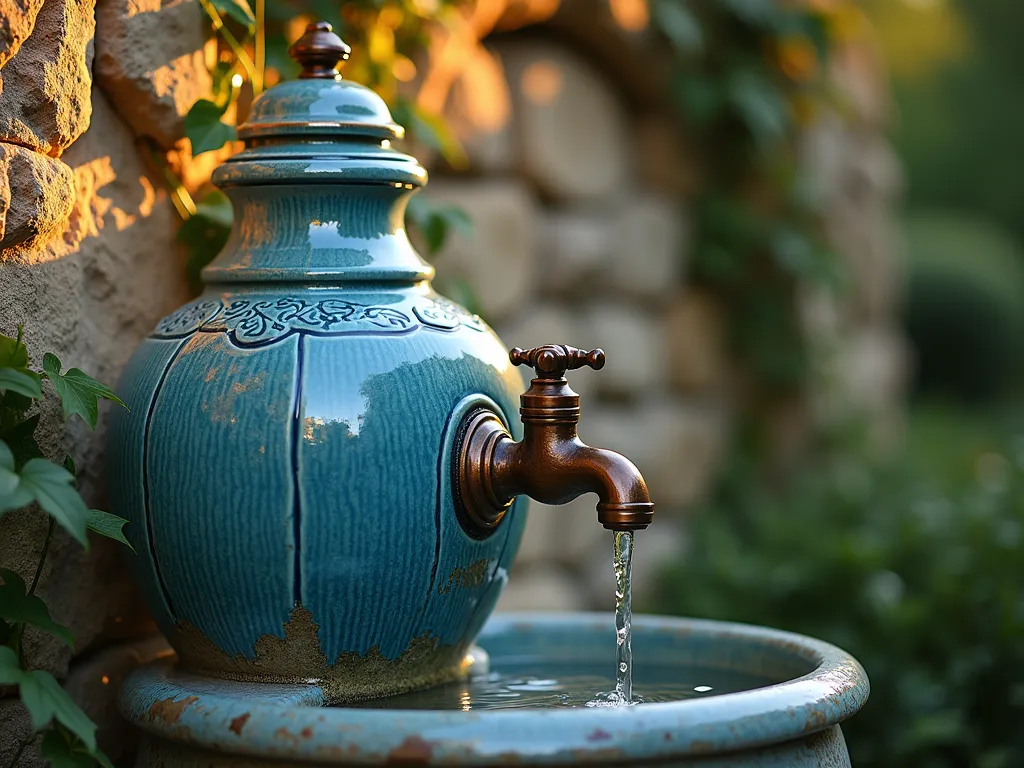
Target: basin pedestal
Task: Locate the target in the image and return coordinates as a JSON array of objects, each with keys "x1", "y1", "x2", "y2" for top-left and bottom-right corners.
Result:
[{"x1": 120, "y1": 613, "x2": 869, "y2": 767}]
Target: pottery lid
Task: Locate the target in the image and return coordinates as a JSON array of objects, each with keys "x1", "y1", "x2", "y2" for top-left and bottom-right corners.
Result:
[{"x1": 237, "y1": 22, "x2": 404, "y2": 142}]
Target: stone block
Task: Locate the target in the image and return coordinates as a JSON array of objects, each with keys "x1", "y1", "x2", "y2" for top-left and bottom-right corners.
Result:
[
  {"x1": 495, "y1": 40, "x2": 629, "y2": 202},
  {"x1": 576, "y1": 303, "x2": 666, "y2": 397},
  {"x1": 95, "y1": 0, "x2": 212, "y2": 149},
  {"x1": 0, "y1": 0, "x2": 43, "y2": 68},
  {"x1": 584, "y1": 400, "x2": 728, "y2": 508},
  {"x1": 835, "y1": 326, "x2": 907, "y2": 415},
  {"x1": 633, "y1": 115, "x2": 697, "y2": 197},
  {"x1": 0, "y1": 697, "x2": 40, "y2": 767},
  {"x1": 422, "y1": 179, "x2": 539, "y2": 322},
  {"x1": 608, "y1": 195, "x2": 685, "y2": 299},
  {"x1": 536, "y1": 208, "x2": 613, "y2": 296},
  {"x1": 0, "y1": 0, "x2": 95, "y2": 156},
  {"x1": 826, "y1": 197, "x2": 903, "y2": 325},
  {"x1": 0, "y1": 143, "x2": 75, "y2": 250},
  {"x1": 496, "y1": 564, "x2": 588, "y2": 612},
  {"x1": 664, "y1": 290, "x2": 728, "y2": 394},
  {"x1": 529, "y1": 495, "x2": 611, "y2": 570}
]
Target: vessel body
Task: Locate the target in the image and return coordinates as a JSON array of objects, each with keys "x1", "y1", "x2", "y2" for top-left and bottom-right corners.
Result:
[{"x1": 107, "y1": 66, "x2": 526, "y2": 700}]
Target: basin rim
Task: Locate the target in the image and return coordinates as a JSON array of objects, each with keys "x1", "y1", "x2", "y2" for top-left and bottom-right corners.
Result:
[{"x1": 120, "y1": 612, "x2": 869, "y2": 764}]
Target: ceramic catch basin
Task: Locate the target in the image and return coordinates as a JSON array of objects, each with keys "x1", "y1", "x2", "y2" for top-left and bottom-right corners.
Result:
[{"x1": 120, "y1": 613, "x2": 869, "y2": 766}]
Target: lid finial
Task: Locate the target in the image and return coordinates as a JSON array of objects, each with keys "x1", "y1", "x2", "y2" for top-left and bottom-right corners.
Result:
[{"x1": 289, "y1": 21, "x2": 351, "y2": 80}]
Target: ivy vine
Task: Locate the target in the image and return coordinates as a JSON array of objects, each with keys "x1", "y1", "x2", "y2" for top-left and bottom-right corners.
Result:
[
  {"x1": 651, "y1": 0, "x2": 852, "y2": 396},
  {"x1": 0, "y1": 328, "x2": 132, "y2": 766}
]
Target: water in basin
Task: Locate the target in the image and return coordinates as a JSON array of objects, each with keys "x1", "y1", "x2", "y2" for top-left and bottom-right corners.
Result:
[{"x1": 351, "y1": 662, "x2": 771, "y2": 710}]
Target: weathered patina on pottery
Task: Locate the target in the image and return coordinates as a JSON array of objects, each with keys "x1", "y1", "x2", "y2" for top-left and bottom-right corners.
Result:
[
  {"x1": 107, "y1": 23, "x2": 529, "y2": 700},
  {"x1": 120, "y1": 613, "x2": 870, "y2": 766}
]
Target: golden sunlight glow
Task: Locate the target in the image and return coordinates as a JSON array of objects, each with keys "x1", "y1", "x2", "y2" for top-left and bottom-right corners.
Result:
[
  {"x1": 393, "y1": 55, "x2": 418, "y2": 82},
  {"x1": 231, "y1": 73, "x2": 243, "y2": 88},
  {"x1": 609, "y1": 0, "x2": 649, "y2": 32},
  {"x1": 521, "y1": 60, "x2": 563, "y2": 105}
]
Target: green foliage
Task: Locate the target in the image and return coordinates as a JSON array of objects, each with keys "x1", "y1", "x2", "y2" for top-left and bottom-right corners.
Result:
[
  {"x1": 0, "y1": 569, "x2": 73, "y2": 648},
  {"x1": 177, "y1": 190, "x2": 234, "y2": 292},
  {"x1": 0, "y1": 327, "x2": 132, "y2": 766},
  {"x1": 902, "y1": 211, "x2": 1024, "y2": 403},
  {"x1": 406, "y1": 196, "x2": 471, "y2": 255},
  {"x1": 184, "y1": 99, "x2": 238, "y2": 157},
  {"x1": 42, "y1": 354, "x2": 126, "y2": 431},
  {"x1": 207, "y1": 0, "x2": 256, "y2": 33},
  {"x1": 85, "y1": 510, "x2": 134, "y2": 552},
  {"x1": 653, "y1": 407, "x2": 1024, "y2": 767},
  {"x1": 652, "y1": 1, "x2": 843, "y2": 396}
]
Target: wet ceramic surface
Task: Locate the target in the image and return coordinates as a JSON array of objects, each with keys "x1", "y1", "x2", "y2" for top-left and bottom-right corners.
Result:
[
  {"x1": 107, "y1": 63, "x2": 527, "y2": 699},
  {"x1": 120, "y1": 613, "x2": 870, "y2": 766}
]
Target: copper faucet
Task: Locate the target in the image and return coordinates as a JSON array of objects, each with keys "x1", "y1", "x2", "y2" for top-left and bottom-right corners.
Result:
[{"x1": 455, "y1": 345, "x2": 655, "y2": 537}]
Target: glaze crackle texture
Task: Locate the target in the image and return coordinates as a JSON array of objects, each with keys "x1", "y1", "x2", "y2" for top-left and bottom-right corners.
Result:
[{"x1": 106, "y1": 47, "x2": 526, "y2": 702}]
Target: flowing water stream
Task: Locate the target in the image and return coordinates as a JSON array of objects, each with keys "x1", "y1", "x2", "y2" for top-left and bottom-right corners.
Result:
[
  {"x1": 350, "y1": 531, "x2": 771, "y2": 710},
  {"x1": 586, "y1": 530, "x2": 635, "y2": 707}
]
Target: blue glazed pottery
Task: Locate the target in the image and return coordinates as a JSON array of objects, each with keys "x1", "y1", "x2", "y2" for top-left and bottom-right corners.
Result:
[
  {"x1": 120, "y1": 613, "x2": 870, "y2": 766},
  {"x1": 107, "y1": 24, "x2": 528, "y2": 701}
]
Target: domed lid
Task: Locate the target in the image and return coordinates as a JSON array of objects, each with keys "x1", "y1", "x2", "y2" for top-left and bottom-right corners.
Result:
[{"x1": 237, "y1": 22, "x2": 403, "y2": 142}]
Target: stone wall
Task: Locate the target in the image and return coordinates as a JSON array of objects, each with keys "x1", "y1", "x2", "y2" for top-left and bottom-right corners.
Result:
[
  {"x1": 0, "y1": 0, "x2": 903, "y2": 760},
  {"x1": 0, "y1": 0, "x2": 201, "y2": 761}
]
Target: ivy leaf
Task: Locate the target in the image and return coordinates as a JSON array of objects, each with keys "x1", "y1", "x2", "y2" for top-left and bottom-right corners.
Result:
[
  {"x1": 42, "y1": 354, "x2": 127, "y2": 430},
  {"x1": 721, "y1": 0, "x2": 779, "y2": 27},
  {"x1": 652, "y1": 0, "x2": 702, "y2": 54},
  {"x1": 19, "y1": 669, "x2": 97, "y2": 751},
  {"x1": 0, "y1": 332, "x2": 28, "y2": 369},
  {"x1": 178, "y1": 190, "x2": 233, "y2": 292},
  {"x1": 2, "y1": 415, "x2": 43, "y2": 468},
  {"x1": 206, "y1": 0, "x2": 256, "y2": 34},
  {"x1": 0, "y1": 440, "x2": 33, "y2": 514},
  {"x1": 63, "y1": 455, "x2": 75, "y2": 476},
  {"x1": 727, "y1": 71, "x2": 787, "y2": 146},
  {"x1": 17, "y1": 459, "x2": 89, "y2": 546},
  {"x1": 0, "y1": 644, "x2": 22, "y2": 684},
  {"x1": 406, "y1": 197, "x2": 472, "y2": 254},
  {"x1": 184, "y1": 99, "x2": 237, "y2": 156},
  {"x1": 40, "y1": 730, "x2": 97, "y2": 768},
  {"x1": 0, "y1": 369, "x2": 42, "y2": 399},
  {"x1": 86, "y1": 510, "x2": 134, "y2": 552},
  {"x1": 0, "y1": 569, "x2": 73, "y2": 647}
]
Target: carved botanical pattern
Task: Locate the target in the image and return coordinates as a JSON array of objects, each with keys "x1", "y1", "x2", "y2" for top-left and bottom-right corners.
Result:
[
  {"x1": 207, "y1": 298, "x2": 412, "y2": 344},
  {"x1": 153, "y1": 301, "x2": 222, "y2": 336},
  {"x1": 153, "y1": 297, "x2": 483, "y2": 345},
  {"x1": 415, "y1": 299, "x2": 486, "y2": 332}
]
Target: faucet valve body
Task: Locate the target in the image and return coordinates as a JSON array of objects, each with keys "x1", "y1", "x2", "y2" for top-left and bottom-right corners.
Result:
[{"x1": 455, "y1": 345, "x2": 654, "y2": 536}]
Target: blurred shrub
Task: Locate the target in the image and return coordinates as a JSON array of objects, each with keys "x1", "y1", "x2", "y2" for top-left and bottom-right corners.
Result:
[
  {"x1": 652, "y1": 407, "x2": 1024, "y2": 767},
  {"x1": 903, "y1": 211, "x2": 1024, "y2": 404}
]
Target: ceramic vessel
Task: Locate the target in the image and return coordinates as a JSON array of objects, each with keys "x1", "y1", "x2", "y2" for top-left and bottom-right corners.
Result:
[
  {"x1": 107, "y1": 25, "x2": 529, "y2": 701},
  {"x1": 120, "y1": 613, "x2": 870, "y2": 766}
]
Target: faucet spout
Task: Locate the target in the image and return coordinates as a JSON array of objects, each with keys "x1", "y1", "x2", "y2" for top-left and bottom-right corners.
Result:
[{"x1": 455, "y1": 345, "x2": 654, "y2": 537}]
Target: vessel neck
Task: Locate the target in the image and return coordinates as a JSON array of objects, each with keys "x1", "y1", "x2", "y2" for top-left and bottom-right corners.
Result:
[{"x1": 202, "y1": 183, "x2": 433, "y2": 285}]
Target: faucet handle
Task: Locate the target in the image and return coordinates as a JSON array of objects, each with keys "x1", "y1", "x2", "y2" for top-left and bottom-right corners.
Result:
[{"x1": 510, "y1": 345, "x2": 605, "y2": 380}]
